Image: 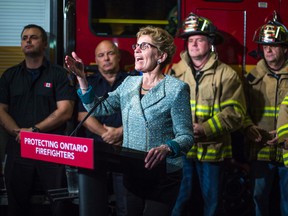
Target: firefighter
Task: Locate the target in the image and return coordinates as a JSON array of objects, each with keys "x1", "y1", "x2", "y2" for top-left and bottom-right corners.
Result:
[
  {"x1": 169, "y1": 12, "x2": 246, "y2": 216},
  {"x1": 244, "y1": 19, "x2": 288, "y2": 216}
]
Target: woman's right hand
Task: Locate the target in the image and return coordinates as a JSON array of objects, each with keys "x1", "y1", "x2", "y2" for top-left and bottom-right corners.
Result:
[
  {"x1": 144, "y1": 145, "x2": 171, "y2": 170},
  {"x1": 65, "y1": 52, "x2": 86, "y2": 79},
  {"x1": 65, "y1": 52, "x2": 89, "y2": 90}
]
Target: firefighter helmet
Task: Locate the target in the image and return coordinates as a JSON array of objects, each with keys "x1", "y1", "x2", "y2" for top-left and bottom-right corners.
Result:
[
  {"x1": 253, "y1": 20, "x2": 288, "y2": 45},
  {"x1": 179, "y1": 12, "x2": 222, "y2": 44}
]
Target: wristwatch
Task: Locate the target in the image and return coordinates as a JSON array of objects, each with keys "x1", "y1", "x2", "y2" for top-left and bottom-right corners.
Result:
[{"x1": 32, "y1": 126, "x2": 40, "y2": 132}]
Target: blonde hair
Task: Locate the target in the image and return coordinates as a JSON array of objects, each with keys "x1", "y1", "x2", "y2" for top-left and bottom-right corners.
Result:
[{"x1": 137, "y1": 26, "x2": 176, "y2": 67}]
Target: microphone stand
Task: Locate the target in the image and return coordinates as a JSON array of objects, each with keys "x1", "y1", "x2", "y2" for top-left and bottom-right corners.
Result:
[
  {"x1": 68, "y1": 92, "x2": 110, "y2": 216},
  {"x1": 69, "y1": 92, "x2": 109, "y2": 137}
]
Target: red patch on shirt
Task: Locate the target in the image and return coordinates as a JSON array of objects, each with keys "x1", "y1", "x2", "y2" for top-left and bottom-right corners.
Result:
[{"x1": 44, "y1": 83, "x2": 52, "y2": 88}]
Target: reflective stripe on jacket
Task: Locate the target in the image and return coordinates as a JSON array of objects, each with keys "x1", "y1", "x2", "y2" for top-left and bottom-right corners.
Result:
[
  {"x1": 277, "y1": 95, "x2": 288, "y2": 166},
  {"x1": 277, "y1": 95, "x2": 288, "y2": 143}
]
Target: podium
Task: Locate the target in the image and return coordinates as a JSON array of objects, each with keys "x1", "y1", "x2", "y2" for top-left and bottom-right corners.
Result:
[
  {"x1": 21, "y1": 131, "x2": 166, "y2": 216},
  {"x1": 21, "y1": 131, "x2": 165, "y2": 171},
  {"x1": 74, "y1": 142, "x2": 167, "y2": 216},
  {"x1": 83, "y1": 142, "x2": 166, "y2": 216},
  {"x1": 94, "y1": 141, "x2": 147, "y2": 164},
  {"x1": 93, "y1": 141, "x2": 165, "y2": 173}
]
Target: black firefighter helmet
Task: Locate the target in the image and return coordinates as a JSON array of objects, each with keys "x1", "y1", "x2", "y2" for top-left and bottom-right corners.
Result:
[
  {"x1": 178, "y1": 12, "x2": 223, "y2": 45},
  {"x1": 253, "y1": 20, "x2": 288, "y2": 45}
]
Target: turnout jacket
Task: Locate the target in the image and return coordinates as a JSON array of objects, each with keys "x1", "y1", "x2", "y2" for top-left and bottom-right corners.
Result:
[
  {"x1": 244, "y1": 59, "x2": 288, "y2": 163},
  {"x1": 170, "y1": 51, "x2": 246, "y2": 162}
]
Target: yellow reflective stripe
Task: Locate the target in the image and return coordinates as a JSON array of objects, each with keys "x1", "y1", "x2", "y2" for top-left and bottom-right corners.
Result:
[
  {"x1": 195, "y1": 106, "x2": 220, "y2": 117},
  {"x1": 187, "y1": 144, "x2": 232, "y2": 160},
  {"x1": 257, "y1": 152, "x2": 272, "y2": 160},
  {"x1": 220, "y1": 100, "x2": 245, "y2": 116},
  {"x1": 262, "y1": 106, "x2": 279, "y2": 117},
  {"x1": 208, "y1": 115, "x2": 223, "y2": 134},
  {"x1": 191, "y1": 100, "x2": 219, "y2": 117},
  {"x1": 277, "y1": 124, "x2": 288, "y2": 139},
  {"x1": 187, "y1": 145, "x2": 197, "y2": 158},
  {"x1": 203, "y1": 145, "x2": 232, "y2": 160},
  {"x1": 195, "y1": 147, "x2": 204, "y2": 160},
  {"x1": 243, "y1": 118, "x2": 253, "y2": 125},
  {"x1": 190, "y1": 100, "x2": 195, "y2": 112},
  {"x1": 283, "y1": 152, "x2": 288, "y2": 167},
  {"x1": 191, "y1": 99, "x2": 245, "y2": 122},
  {"x1": 248, "y1": 106, "x2": 279, "y2": 117},
  {"x1": 255, "y1": 147, "x2": 281, "y2": 161},
  {"x1": 276, "y1": 148, "x2": 283, "y2": 162},
  {"x1": 191, "y1": 99, "x2": 245, "y2": 117},
  {"x1": 281, "y1": 96, "x2": 288, "y2": 105}
]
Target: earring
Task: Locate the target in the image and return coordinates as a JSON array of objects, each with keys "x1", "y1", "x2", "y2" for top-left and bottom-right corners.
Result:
[{"x1": 157, "y1": 59, "x2": 161, "y2": 64}]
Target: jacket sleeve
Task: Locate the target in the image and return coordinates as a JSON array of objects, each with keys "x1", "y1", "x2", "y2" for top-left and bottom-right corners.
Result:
[
  {"x1": 277, "y1": 95, "x2": 288, "y2": 144},
  {"x1": 169, "y1": 82, "x2": 194, "y2": 155},
  {"x1": 77, "y1": 82, "x2": 122, "y2": 117},
  {"x1": 241, "y1": 70, "x2": 257, "y2": 129},
  {"x1": 202, "y1": 68, "x2": 246, "y2": 138}
]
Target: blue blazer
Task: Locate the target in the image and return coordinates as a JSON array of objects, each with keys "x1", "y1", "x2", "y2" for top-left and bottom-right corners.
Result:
[{"x1": 79, "y1": 75, "x2": 194, "y2": 172}]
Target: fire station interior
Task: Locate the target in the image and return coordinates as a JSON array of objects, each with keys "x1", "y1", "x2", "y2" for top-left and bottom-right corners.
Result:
[{"x1": 0, "y1": 0, "x2": 287, "y2": 215}]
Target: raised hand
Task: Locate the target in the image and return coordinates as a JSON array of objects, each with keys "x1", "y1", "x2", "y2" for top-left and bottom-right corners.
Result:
[
  {"x1": 65, "y1": 52, "x2": 88, "y2": 90},
  {"x1": 65, "y1": 52, "x2": 85, "y2": 79}
]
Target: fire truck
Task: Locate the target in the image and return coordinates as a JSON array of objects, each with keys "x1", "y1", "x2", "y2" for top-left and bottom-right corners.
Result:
[
  {"x1": 1, "y1": 0, "x2": 287, "y2": 76},
  {"x1": 65, "y1": 0, "x2": 288, "y2": 76}
]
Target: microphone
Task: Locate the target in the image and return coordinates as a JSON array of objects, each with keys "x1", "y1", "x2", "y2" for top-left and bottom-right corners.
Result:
[{"x1": 69, "y1": 92, "x2": 109, "y2": 136}]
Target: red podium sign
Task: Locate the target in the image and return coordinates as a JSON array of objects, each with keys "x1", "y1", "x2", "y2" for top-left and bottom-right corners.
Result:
[{"x1": 20, "y1": 131, "x2": 94, "y2": 169}]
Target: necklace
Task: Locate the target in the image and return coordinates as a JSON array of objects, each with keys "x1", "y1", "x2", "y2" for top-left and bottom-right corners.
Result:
[{"x1": 141, "y1": 86, "x2": 151, "y2": 91}]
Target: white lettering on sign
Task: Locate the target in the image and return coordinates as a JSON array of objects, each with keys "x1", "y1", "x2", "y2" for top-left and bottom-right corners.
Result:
[
  {"x1": 24, "y1": 137, "x2": 88, "y2": 160},
  {"x1": 24, "y1": 137, "x2": 58, "y2": 148},
  {"x1": 59, "y1": 142, "x2": 88, "y2": 152},
  {"x1": 35, "y1": 147, "x2": 75, "y2": 159}
]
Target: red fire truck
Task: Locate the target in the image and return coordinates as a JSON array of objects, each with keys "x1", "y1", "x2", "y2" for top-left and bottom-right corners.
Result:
[{"x1": 65, "y1": 0, "x2": 288, "y2": 76}]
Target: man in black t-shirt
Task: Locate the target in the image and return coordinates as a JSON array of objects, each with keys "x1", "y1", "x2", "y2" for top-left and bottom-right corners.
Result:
[{"x1": 0, "y1": 24, "x2": 76, "y2": 216}]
